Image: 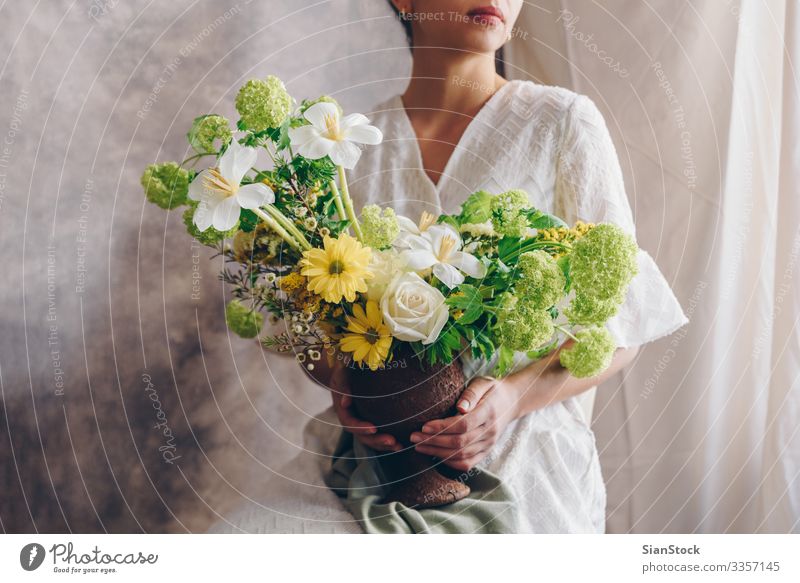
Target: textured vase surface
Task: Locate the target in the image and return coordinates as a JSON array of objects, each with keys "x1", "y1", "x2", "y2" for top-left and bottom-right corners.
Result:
[{"x1": 347, "y1": 347, "x2": 471, "y2": 508}]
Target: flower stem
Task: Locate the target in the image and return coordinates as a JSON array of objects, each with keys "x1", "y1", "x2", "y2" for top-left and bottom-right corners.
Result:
[
  {"x1": 554, "y1": 324, "x2": 579, "y2": 342},
  {"x1": 337, "y1": 166, "x2": 362, "y2": 242},
  {"x1": 327, "y1": 179, "x2": 348, "y2": 226},
  {"x1": 503, "y1": 240, "x2": 572, "y2": 264},
  {"x1": 263, "y1": 205, "x2": 312, "y2": 250},
  {"x1": 180, "y1": 152, "x2": 214, "y2": 166},
  {"x1": 252, "y1": 208, "x2": 301, "y2": 251}
]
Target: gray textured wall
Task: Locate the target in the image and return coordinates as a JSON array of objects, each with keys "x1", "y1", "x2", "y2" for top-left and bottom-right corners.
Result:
[{"x1": 0, "y1": 0, "x2": 408, "y2": 532}]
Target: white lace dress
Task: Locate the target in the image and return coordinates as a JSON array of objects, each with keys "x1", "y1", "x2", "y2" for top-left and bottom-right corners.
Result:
[{"x1": 210, "y1": 81, "x2": 687, "y2": 533}]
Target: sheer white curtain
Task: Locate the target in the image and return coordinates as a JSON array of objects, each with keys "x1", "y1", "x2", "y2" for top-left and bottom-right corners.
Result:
[{"x1": 506, "y1": 0, "x2": 800, "y2": 532}]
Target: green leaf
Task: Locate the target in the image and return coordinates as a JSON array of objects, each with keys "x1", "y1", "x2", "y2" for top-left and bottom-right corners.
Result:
[
  {"x1": 462, "y1": 325, "x2": 496, "y2": 361},
  {"x1": 425, "y1": 324, "x2": 465, "y2": 366},
  {"x1": 320, "y1": 219, "x2": 351, "y2": 237},
  {"x1": 498, "y1": 236, "x2": 566, "y2": 264},
  {"x1": 437, "y1": 214, "x2": 460, "y2": 230},
  {"x1": 275, "y1": 116, "x2": 292, "y2": 151},
  {"x1": 526, "y1": 338, "x2": 559, "y2": 360},
  {"x1": 239, "y1": 209, "x2": 259, "y2": 233},
  {"x1": 524, "y1": 208, "x2": 568, "y2": 229},
  {"x1": 458, "y1": 190, "x2": 493, "y2": 224},
  {"x1": 478, "y1": 284, "x2": 497, "y2": 299},
  {"x1": 497, "y1": 236, "x2": 524, "y2": 263},
  {"x1": 557, "y1": 255, "x2": 571, "y2": 290},
  {"x1": 493, "y1": 345, "x2": 515, "y2": 377},
  {"x1": 446, "y1": 284, "x2": 484, "y2": 325}
]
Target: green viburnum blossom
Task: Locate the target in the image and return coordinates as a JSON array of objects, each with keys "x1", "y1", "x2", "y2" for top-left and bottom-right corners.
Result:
[
  {"x1": 300, "y1": 95, "x2": 342, "y2": 115},
  {"x1": 182, "y1": 201, "x2": 238, "y2": 246},
  {"x1": 188, "y1": 114, "x2": 232, "y2": 153},
  {"x1": 569, "y1": 223, "x2": 638, "y2": 301},
  {"x1": 459, "y1": 221, "x2": 496, "y2": 238},
  {"x1": 490, "y1": 189, "x2": 530, "y2": 237},
  {"x1": 141, "y1": 162, "x2": 189, "y2": 209},
  {"x1": 559, "y1": 326, "x2": 616, "y2": 378},
  {"x1": 235, "y1": 76, "x2": 292, "y2": 131},
  {"x1": 225, "y1": 300, "x2": 264, "y2": 339},
  {"x1": 360, "y1": 204, "x2": 400, "y2": 249},
  {"x1": 516, "y1": 250, "x2": 566, "y2": 309},
  {"x1": 495, "y1": 293, "x2": 554, "y2": 352},
  {"x1": 565, "y1": 290, "x2": 624, "y2": 326}
]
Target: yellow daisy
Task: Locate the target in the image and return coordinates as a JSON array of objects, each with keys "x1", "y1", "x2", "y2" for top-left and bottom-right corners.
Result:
[
  {"x1": 300, "y1": 233, "x2": 373, "y2": 303},
  {"x1": 339, "y1": 301, "x2": 392, "y2": 371}
]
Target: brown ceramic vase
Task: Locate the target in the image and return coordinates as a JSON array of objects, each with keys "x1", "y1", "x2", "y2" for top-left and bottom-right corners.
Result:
[{"x1": 347, "y1": 346, "x2": 471, "y2": 508}]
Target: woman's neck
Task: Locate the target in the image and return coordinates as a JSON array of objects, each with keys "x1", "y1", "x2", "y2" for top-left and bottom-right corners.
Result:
[{"x1": 402, "y1": 48, "x2": 506, "y2": 116}]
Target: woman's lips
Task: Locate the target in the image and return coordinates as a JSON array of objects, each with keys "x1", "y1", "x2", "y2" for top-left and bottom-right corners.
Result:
[{"x1": 467, "y1": 5, "x2": 506, "y2": 26}]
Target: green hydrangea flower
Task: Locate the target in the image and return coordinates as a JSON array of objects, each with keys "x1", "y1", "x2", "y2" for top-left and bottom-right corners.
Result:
[
  {"x1": 188, "y1": 114, "x2": 232, "y2": 153},
  {"x1": 235, "y1": 76, "x2": 292, "y2": 131},
  {"x1": 569, "y1": 223, "x2": 638, "y2": 301},
  {"x1": 495, "y1": 293, "x2": 554, "y2": 352},
  {"x1": 565, "y1": 290, "x2": 624, "y2": 326},
  {"x1": 225, "y1": 300, "x2": 264, "y2": 339},
  {"x1": 182, "y1": 201, "x2": 238, "y2": 246},
  {"x1": 491, "y1": 189, "x2": 530, "y2": 237},
  {"x1": 141, "y1": 162, "x2": 189, "y2": 209},
  {"x1": 560, "y1": 326, "x2": 616, "y2": 378},
  {"x1": 360, "y1": 204, "x2": 400, "y2": 249},
  {"x1": 516, "y1": 250, "x2": 566, "y2": 309},
  {"x1": 300, "y1": 95, "x2": 342, "y2": 115}
]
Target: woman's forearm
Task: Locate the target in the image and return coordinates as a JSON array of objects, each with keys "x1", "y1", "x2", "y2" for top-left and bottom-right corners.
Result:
[{"x1": 505, "y1": 346, "x2": 640, "y2": 419}]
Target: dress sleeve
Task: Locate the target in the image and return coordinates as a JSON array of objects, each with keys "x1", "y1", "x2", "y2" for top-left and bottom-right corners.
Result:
[{"x1": 555, "y1": 94, "x2": 688, "y2": 348}]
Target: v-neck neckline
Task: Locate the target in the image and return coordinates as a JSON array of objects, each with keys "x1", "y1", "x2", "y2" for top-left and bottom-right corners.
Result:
[{"x1": 395, "y1": 81, "x2": 517, "y2": 195}]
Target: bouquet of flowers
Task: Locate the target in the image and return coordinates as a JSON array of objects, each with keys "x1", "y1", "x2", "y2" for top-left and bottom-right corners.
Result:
[{"x1": 141, "y1": 75, "x2": 639, "y2": 506}]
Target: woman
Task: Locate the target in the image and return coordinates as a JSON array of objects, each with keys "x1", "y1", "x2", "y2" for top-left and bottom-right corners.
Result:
[
  {"x1": 211, "y1": 0, "x2": 686, "y2": 534},
  {"x1": 328, "y1": 0, "x2": 687, "y2": 532}
]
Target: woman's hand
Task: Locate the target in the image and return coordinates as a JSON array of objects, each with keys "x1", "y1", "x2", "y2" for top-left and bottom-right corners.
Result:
[
  {"x1": 409, "y1": 376, "x2": 521, "y2": 471},
  {"x1": 329, "y1": 363, "x2": 402, "y2": 452}
]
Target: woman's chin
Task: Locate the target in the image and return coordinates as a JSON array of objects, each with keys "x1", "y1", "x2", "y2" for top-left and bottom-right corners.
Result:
[{"x1": 455, "y1": 27, "x2": 508, "y2": 53}]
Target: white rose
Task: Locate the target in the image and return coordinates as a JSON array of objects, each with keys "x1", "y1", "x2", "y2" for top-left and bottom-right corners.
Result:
[
  {"x1": 380, "y1": 272, "x2": 449, "y2": 345},
  {"x1": 366, "y1": 249, "x2": 407, "y2": 301}
]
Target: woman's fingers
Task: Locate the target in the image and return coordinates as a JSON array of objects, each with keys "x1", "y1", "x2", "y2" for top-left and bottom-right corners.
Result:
[
  {"x1": 332, "y1": 397, "x2": 376, "y2": 435},
  {"x1": 330, "y1": 370, "x2": 378, "y2": 434},
  {"x1": 327, "y1": 362, "x2": 399, "y2": 452},
  {"x1": 455, "y1": 377, "x2": 496, "y2": 414},
  {"x1": 333, "y1": 397, "x2": 399, "y2": 450},
  {"x1": 329, "y1": 365, "x2": 351, "y2": 403},
  {"x1": 420, "y1": 405, "x2": 488, "y2": 435},
  {"x1": 410, "y1": 424, "x2": 488, "y2": 449},
  {"x1": 414, "y1": 438, "x2": 490, "y2": 463},
  {"x1": 419, "y1": 378, "x2": 496, "y2": 435},
  {"x1": 357, "y1": 433, "x2": 403, "y2": 452},
  {"x1": 330, "y1": 389, "x2": 399, "y2": 450}
]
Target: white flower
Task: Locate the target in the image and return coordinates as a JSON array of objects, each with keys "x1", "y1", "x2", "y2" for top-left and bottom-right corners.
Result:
[
  {"x1": 189, "y1": 140, "x2": 274, "y2": 232},
  {"x1": 288, "y1": 102, "x2": 383, "y2": 169},
  {"x1": 394, "y1": 210, "x2": 438, "y2": 249},
  {"x1": 459, "y1": 221, "x2": 497, "y2": 238},
  {"x1": 366, "y1": 249, "x2": 407, "y2": 301},
  {"x1": 381, "y1": 272, "x2": 449, "y2": 344},
  {"x1": 401, "y1": 224, "x2": 488, "y2": 289}
]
